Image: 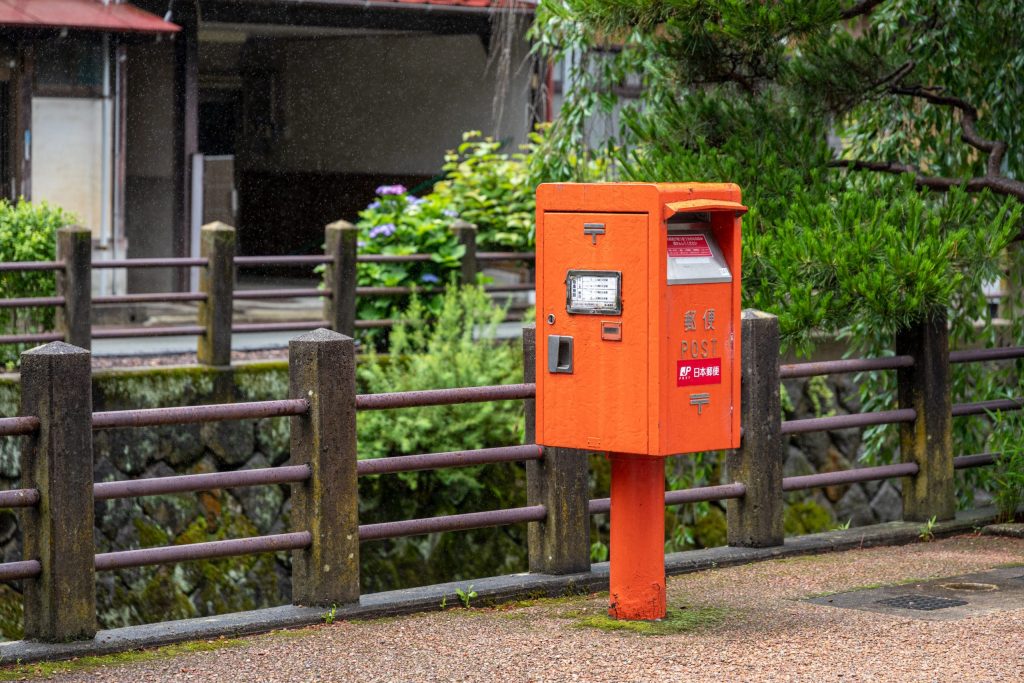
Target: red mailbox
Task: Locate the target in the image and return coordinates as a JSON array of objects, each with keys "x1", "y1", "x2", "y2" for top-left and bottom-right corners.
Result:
[{"x1": 535, "y1": 182, "x2": 746, "y2": 620}]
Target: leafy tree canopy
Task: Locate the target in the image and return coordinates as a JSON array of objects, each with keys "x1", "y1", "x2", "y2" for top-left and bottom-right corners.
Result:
[{"x1": 530, "y1": 0, "x2": 1024, "y2": 355}]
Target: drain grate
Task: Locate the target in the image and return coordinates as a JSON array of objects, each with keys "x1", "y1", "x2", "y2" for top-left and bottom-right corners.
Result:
[{"x1": 875, "y1": 595, "x2": 968, "y2": 611}]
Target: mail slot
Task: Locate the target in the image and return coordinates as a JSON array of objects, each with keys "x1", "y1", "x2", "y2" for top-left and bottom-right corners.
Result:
[{"x1": 535, "y1": 182, "x2": 746, "y2": 456}]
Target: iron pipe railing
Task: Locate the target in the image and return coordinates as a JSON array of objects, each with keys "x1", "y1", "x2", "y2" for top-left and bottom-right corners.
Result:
[
  {"x1": 93, "y1": 292, "x2": 207, "y2": 304},
  {"x1": 779, "y1": 355, "x2": 915, "y2": 379},
  {"x1": 0, "y1": 261, "x2": 64, "y2": 272},
  {"x1": 233, "y1": 289, "x2": 328, "y2": 300},
  {"x1": 954, "y1": 453, "x2": 997, "y2": 469},
  {"x1": 94, "y1": 465, "x2": 311, "y2": 501},
  {"x1": 92, "y1": 325, "x2": 206, "y2": 339},
  {"x1": 0, "y1": 332, "x2": 64, "y2": 344},
  {"x1": 950, "y1": 346, "x2": 1024, "y2": 363},
  {"x1": 952, "y1": 398, "x2": 1023, "y2": 417},
  {"x1": 232, "y1": 321, "x2": 330, "y2": 333},
  {"x1": 359, "y1": 505, "x2": 547, "y2": 542},
  {"x1": 782, "y1": 462, "x2": 919, "y2": 492},
  {"x1": 356, "y1": 286, "x2": 443, "y2": 296},
  {"x1": 780, "y1": 408, "x2": 917, "y2": 435},
  {"x1": 356, "y1": 383, "x2": 535, "y2": 411},
  {"x1": 588, "y1": 483, "x2": 747, "y2": 515},
  {"x1": 355, "y1": 319, "x2": 395, "y2": 329},
  {"x1": 357, "y1": 444, "x2": 542, "y2": 476},
  {"x1": 92, "y1": 399, "x2": 308, "y2": 430},
  {"x1": 95, "y1": 532, "x2": 312, "y2": 571},
  {"x1": 0, "y1": 488, "x2": 40, "y2": 508},
  {"x1": 0, "y1": 296, "x2": 65, "y2": 309},
  {"x1": 0, "y1": 560, "x2": 42, "y2": 582},
  {"x1": 476, "y1": 252, "x2": 536, "y2": 262},
  {"x1": 483, "y1": 284, "x2": 535, "y2": 293},
  {"x1": 234, "y1": 255, "x2": 332, "y2": 266},
  {"x1": 357, "y1": 254, "x2": 433, "y2": 263},
  {"x1": 0, "y1": 416, "x2": 40, "y2": 437},
  {"x1": 91, "y1": 258, "x2": 208, "y2": 269}
]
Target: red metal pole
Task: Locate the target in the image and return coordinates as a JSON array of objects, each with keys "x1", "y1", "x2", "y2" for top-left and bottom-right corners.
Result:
[{"x1": 608, "y1": 452, "x2": 666, "y2": 620}]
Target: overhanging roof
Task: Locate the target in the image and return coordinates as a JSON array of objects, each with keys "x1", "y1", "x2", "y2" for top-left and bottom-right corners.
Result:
[{"x1": 0, "y1": 0, "x2": 179, "y2": 33}]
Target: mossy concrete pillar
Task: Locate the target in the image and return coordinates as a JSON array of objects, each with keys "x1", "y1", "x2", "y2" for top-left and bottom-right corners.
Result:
[
  {"x1": 727, "y1": 310, "x2": 784, "y2": 547},
  {"x1": 197, "y1": 221, "x2": 235, "y2": 367},
  {"x1": 55, "y1": 226, "x2": 92, "y2": 350},
  {"x1": 20, "y1": 341, "x2": 96, "y2": 641},
  {"x1": 523, "y1": 325, "x2": 590, "y2": 574},
  {"x1": 897, "y1": 314, "x2": 954, "y2": 522},
  {"x1": 451, "y1": 219, "x2": 478, "y2": 286},
  {"x1": 323, "y1": 220, "x2": 358, "y2": 337},
  {"x1": 289, "y1": 328, "x2": 359, "y2": 606}
]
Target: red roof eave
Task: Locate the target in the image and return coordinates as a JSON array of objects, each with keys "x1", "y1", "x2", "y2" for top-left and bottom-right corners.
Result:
[{"x1": 0, "y1": 0, "x2": 180, "y2": 34}]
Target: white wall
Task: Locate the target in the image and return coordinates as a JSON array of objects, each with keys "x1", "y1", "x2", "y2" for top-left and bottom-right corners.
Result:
[
  {"x1": 31, "y1": 97, "x2": 105, "y2": 237},
  {"x1": 242, "y1": 31, "x2": 532, "y2": 175}
]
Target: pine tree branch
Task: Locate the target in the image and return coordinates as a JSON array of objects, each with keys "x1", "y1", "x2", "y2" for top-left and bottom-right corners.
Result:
[
  {"x1": 832, "y1": 82, "x2": 1024, "y2": 205},
  {"x1": 839, "y1": 0, "x2": 886, "y2": 21},
  {"x1": 891, "y1": 85, "x2": 1008, "y2": 175}
]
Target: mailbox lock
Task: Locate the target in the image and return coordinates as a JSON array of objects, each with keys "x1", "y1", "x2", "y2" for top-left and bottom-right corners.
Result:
[{"x1": 547, "y1": 313, "x2": 556, "y2": 325}]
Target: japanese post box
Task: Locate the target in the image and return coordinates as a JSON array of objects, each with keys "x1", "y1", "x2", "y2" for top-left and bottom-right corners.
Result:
[{"x1": 535, "y1": 183, "x2": 746, "y2": 457}]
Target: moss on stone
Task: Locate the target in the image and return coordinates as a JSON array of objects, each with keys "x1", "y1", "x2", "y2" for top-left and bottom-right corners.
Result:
[
  {"x1": 574, "y1": 606, "x2": 730, "y2": 635},
  {"x1": 784, "y1": 500, "x2": 834, "y2": 536},
  {"x1": 0, "y1": 585, "x2": 23, "y2": 640},
  {"x1": 693, "y1": 506, "x2": 728, "y2": 548}
]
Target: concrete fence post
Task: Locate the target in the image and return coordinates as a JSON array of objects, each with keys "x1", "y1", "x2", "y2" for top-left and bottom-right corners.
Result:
[
  {"x1": 727, "y1": 310, "x2": 784, "y2": 547},
  {"x1": 323, "y1": 220, "x2": 358, "y2": 337},
  {"x1": 523, "y1": 325, "x2": 590, "y2": 574},
  {"x1": 55, "y1": 226, "x2": 92, "y2": 350},
  {"x1": 451, "y1": 219, "x2": 478, "y2": 286},
  {"x1": 197, "y1": 221, "x2": 235, "y2": 366},
  {"x1": 289, "y1": 328, "x2": 360, "y2": 606},
  {"x1": 896, "y1": 314, "x2": 955, "y2": 522},
  {"x1": 19, "y1": 341, "x2": 96, "y2": 641}
]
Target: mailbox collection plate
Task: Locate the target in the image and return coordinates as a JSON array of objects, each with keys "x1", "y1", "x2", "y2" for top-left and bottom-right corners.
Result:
[{"x1": 565, "y1": 270, "x2": 622, "y2": 315}]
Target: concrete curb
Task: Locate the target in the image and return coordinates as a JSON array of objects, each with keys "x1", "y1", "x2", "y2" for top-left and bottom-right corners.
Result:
[{"x1": 0, "y1": 507, "x2": 998, "y2": 665}]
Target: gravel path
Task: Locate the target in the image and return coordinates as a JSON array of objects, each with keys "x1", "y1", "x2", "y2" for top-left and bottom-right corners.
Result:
[{"x1": 20, "y1": 535, "x2": 1024, "y2": 682}]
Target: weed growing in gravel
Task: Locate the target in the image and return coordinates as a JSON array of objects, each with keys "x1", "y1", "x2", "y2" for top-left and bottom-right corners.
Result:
[
  {"x1": 0, "y1": 639, "x2": 247, "y2": 681},
  {"x1": 574, "y1": 606, "x2": 728, "y2": 636},
  {"x1": 323, "y1": 604, "x2": 338, "y2": 625},
  {"x1": 918, "y1": 516, "x2": 938, "y2": 542},
  {"x1": 455, "y1": 585, "x2": 477, "y2": 608}
]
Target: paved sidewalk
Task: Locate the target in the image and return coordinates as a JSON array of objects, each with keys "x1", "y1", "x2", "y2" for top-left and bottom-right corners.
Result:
[{"x1": 11, "y1": 534, "x2": 1024, "y2": 682}]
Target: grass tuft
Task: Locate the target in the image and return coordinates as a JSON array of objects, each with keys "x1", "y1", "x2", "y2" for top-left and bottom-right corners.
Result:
[{"x1": 574, "y1": 606, "x2": 729, "y2": 636}]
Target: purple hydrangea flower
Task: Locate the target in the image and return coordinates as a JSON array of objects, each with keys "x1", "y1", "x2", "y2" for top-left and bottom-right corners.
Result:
[
  {"x1": 368, "y1": 223, "x2": 396, "y2": 239},
  {"x1": 420, "y1": 273, "x2": 441, "y2": 284},
  {"x1": 442, "y1": 209, "x2": 459, "y2": 218},
  {"x1": 367, "y1": 200, "x2": 381, "y2": 210},
  {"x1": 357, "y1": 240, "x2": 367, "y2": 249},
  {"x1": 407, "y1": 196, "x2": 424, "y2": 206},
  {"x1": 375, "y1": 184, "x2": 407, "y2": 196}
]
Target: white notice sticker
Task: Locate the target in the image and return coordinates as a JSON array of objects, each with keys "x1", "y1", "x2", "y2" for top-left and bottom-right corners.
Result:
[{"x1": 566, "y1": 270, "x2": 622, "y2": 315}]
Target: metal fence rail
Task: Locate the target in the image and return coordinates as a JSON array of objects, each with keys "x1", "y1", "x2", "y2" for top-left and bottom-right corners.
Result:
[
  {"x1": 780, "y1": 408, "x2": 917, "y2": 435},
  {"x1": 356, "y1": 383, "x2": 535, "y2": 410},
  {"x1": 359, "y1": 505, "x2": 547, "y2": 542},
  {"x1": 0, "y1": 416, "x2": 40, "y2": 437},
  {"x1": 94, "y1": 465, "x2": 311, "y2": 501},
  {"x1": 92, "y1": 399, "x2": 308, "y2": 430},
  {"x1": 94, "y1": 532, "x2": 313, "y2": 571},
  {"x1": 357, "y1": 444, "x2": 543, "y2": 476}
]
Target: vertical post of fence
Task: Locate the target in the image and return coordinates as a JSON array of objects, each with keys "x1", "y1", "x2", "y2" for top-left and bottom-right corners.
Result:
[
  {"x1": 289, "y1": 328, "x2": 360, "y2": 605},
  {"x1": 896, "y1": 314, "x2": 954, "y2": 522},
  {"x1": 452, "y1": 219, "x2": 478, "y2": 286},
  {"x1": 523, "y1": 325, "x2": 590, "y2": 574},
  {"x1": 324, "y1": 220, "x2": 358, "y2": 336},
  {"x1": 55, "y1": 226, "x2": 92, "y2": 350},
  {"x1": 727, "y1": 310, "x2": 784, "y2": 547},
  {"x1": 197, "y1": 221, "x2": 235, "y2": 366},
  {"x1": 20, "y1": 341, "x2": 96, "y2": 641}
]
